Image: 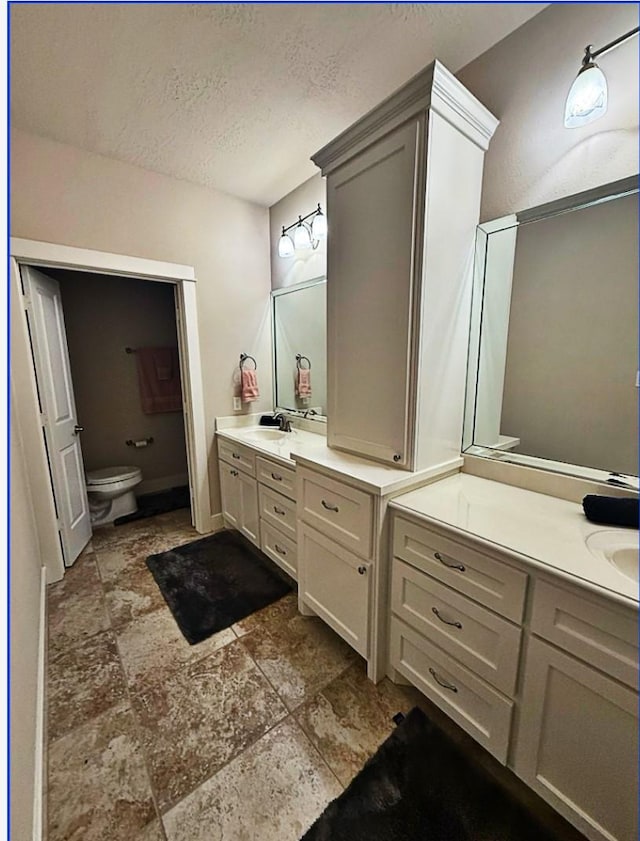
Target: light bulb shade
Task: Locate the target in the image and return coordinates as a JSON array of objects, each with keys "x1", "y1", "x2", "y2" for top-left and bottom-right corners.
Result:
[
  {"x1": 278, "y1": 233, "x2": 295, "y2": 258},
  {"x1": 293, "y1": 223, "x2": 312, "y2": 250},
  {"x1": 311, "y1": 211, "x2": 327, "y2": 240},
  {"x1": 564, "y1": 63, "x2": 608, "y2": 128}
]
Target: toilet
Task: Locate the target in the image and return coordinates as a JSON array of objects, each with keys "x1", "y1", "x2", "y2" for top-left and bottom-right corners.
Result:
[{"x1": 86, "y1": 465, "x2": 143, "y2": 526}]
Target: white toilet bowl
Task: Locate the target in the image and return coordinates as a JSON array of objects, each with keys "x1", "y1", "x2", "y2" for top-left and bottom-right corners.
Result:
[{"x1": 86, "y1": 465, "x2": 143, "y2": 526}]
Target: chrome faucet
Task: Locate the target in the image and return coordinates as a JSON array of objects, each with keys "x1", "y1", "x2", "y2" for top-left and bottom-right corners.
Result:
[{"x1": 273, "y1": 413, "x2": 292, "y2": 432}]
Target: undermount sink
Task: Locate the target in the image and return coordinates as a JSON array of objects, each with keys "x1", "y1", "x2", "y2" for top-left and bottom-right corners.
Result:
[
  {"x1": 586, "y1": 530, "x2": 639, "y2": 583},
  {"x1": 244, "y1": 428, "x2": 290, "y2": 442}
]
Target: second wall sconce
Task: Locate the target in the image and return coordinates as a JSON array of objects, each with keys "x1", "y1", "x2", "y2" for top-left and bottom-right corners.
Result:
[{"x1": 278, "y1": 203, "x2": 327, "y2": 258}]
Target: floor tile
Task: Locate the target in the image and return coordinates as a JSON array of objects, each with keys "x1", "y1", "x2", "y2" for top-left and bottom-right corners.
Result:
[
  {"x1": 97, "y1": 541, "x2": 170, "y2": 630},
  {"x1": 295, "y1": 660, "x2": 422, "y2": 786},
  {"x1": 48, "y1": 555, "x2": 111, "y2": 660},
  {"x1": 48, "y1": 703, "x2": 157, "y2": 841},
  {"x1": 162, "y1": 718, "x2": 342, "y2": 841},
  {"x1": 116, "y1": 606, "x2": 236, "y2": 690},
  {"x1": 48, "y1": 630, "x2": 128, "y2": 741},
  {"x1": 240, "y1": 611, "x2": 358, "y2": 711},
  {"x1": 91, "y1": 519, "x2": 163, "y2": 552},
  {"x1": 232, "y1": 592, "x2": 299, "y2": 638},
  {"x1": 130, "y1": 639, "x2": 288, "y2": 811}
]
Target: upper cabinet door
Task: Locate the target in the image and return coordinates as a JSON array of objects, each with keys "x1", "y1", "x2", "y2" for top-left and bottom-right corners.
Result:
[{"x1": 326, "y1": 117, "x2": 424, "y2": 468}]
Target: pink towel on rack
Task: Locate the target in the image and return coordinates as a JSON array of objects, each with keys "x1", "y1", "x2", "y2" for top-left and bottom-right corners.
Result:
[
  {"x1": 135, "y1": 347, "x2": 183, "y2": 414},
  {"x1": 241, "y1": 368, "x2": 260, "y2": 403},
  {"x1": 296, "y1": 368, "x2": 312, "y2": 397}
]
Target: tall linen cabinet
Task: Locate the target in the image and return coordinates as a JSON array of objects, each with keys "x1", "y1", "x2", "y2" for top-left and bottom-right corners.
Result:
[{"x1": 312, "y1": 61, "x2": 498, "y2": 471}]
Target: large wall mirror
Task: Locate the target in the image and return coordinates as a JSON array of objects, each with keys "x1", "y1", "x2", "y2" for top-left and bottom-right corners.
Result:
[
  {"x1": 272, "y1": 277, "x2": 327, "y2": 418},
  {"x1": 464, "y1": 175, "x2": 638, "y2": 481}
]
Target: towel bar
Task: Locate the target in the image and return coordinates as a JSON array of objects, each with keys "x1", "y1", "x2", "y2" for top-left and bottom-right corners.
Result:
[{"x1": 126, "y1": 437, "x2": 154, "y2": 447}]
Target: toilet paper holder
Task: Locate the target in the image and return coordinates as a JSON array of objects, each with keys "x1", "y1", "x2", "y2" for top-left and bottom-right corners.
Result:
[{"x1": 126, "y1": 437, "x2": 154, "y2": 448}]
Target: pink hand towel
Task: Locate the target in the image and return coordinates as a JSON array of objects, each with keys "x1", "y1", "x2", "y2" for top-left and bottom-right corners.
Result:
[
  {"x1": 135, "y1": 347, "x2": 182, "y2": 414},
  {"x1": 296, "y1": 368, "x2": 312, "y2": 398},
  {"x1": 241, "y1": 368, "x2": 260, "y2": 403}
]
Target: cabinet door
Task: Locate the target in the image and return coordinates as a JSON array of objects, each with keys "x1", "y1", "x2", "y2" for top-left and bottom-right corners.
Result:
[
  {"x1": 326, "y1": 117, "x2": 423, "y2": 468},
  {"x1": 514, "y1": 636, "x2": 638, "y2": 841},
  {"x1": 299, "y1": 522, "x2": 370, "y2": 657},
  {"x1": 219, "y1": 463, "x2": 241, "y2": 529},
  {"x1": 238, "y1": 470, "x2": 259, "y2": 547}
]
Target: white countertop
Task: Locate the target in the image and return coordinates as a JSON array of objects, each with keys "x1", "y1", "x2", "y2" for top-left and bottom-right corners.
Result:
[
  {"x1": 390, "y1": 473, "x2": 638, "y2": 607},
  {"x1": 215, "y1": 424, "x2": 462, "y2": 495}
]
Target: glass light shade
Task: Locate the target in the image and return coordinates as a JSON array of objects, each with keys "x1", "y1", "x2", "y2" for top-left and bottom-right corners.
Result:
[
  {"x1": 564, "y1": 63, "x2": 608, "y2": 128},
  {"x1": 293, "y1": 223, "x2": 312, "y2": 250},
  {"x1": 311, "y1": 211, "x2": 328, "y2": 240},
  {"x1": 278, "y1": 233, "x2": 295, "y2": 258}
]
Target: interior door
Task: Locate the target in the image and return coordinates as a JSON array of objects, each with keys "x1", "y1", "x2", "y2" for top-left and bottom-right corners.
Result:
[{"x1": 22, "y1": 266, "x2": 92, "y2": 566}]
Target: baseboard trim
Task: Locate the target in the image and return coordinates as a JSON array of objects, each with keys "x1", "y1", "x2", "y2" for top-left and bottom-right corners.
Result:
[
  {"x1": 210, "y1": 513, "x2": 225, "y2": 533},
  {"x1": 137, "y1": 472, "x2": 189, "y2": 496},
  {"x1": 33, "y1": 566, "x2": 47, "y2": 841}
]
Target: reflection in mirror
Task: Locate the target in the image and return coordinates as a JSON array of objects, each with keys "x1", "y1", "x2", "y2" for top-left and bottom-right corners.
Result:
[
  {"x1": 465, "y1": 176, "x2": 639, "y2": 479},
  {"x1": 272, "y1": 277, "x2": 326, "y2": 417}
]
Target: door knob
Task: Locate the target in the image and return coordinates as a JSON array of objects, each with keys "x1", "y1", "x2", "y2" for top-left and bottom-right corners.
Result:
[{"x1": 73, "y1": 425, "x2": 84, "y2": 434}]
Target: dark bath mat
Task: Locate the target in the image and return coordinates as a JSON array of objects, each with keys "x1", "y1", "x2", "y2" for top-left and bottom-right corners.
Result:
[
  {"x1": 146, "y1": 530, "x2": 293, "y2": 644},
  {"x1": 302, "y1": 706, "x2": 563, "y2": 841},
  {"x1": 114, "y1": 484, "x2": 191, "y2": 526}
]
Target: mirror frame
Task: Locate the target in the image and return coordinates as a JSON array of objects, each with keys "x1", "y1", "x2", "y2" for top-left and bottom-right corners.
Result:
[
  {"x1": 463, "y1": 174, "x2": 639, "y2": 486},
  {"x1": 271, "y1": 275, "x2": 327, "y2": 422}
]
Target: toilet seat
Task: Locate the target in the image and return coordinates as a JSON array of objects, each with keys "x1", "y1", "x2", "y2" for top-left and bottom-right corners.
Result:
[{"x1": 86, "y1": 465, "x2": 142, "y2": 487}]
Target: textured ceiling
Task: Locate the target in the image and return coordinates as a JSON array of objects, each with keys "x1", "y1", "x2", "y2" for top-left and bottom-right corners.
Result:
[{"x1": 10, "y1": 3, "x2": 546, "y2": 206}]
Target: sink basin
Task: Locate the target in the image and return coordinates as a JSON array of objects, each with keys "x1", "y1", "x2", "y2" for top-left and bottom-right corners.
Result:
[
  {"x1": 586, "y1": 530, "x2": 639, "y2": 582},
  {"x1": 244, "y1": 428, "x2": 289, "y2": 442}
]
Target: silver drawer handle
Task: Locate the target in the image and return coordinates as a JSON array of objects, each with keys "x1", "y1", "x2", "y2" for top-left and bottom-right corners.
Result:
[
  {"x1": 432, "y1": 607, "x2": 462, "y2": 629},
  {"x1": 357, "y1": 565, "x2": 367, "y2": 575},
  {"x1": 230, "y1": 469, "x2": 239, "y2": 477},
  {"x1": 321, "y1": 500, "x2": 339, "y2": 513},
  {"x1": 274, "y1": 544, "x2": 287, "y2": 556},
  {"x1": 232, "y1": 452, "x2": 241, "y2": 460},
  {"x1": 434, "y1": 551, "x2": 465, "y2": 572},
  {"x1": 428, "y1": 667, "x2": 458, "y2": 693},
  {"x1": 273, "y1": 506, "x2": 286, "y2": 516},
  {"x1": 271, "y1": 473, "x2": 283, "y2": 481}
]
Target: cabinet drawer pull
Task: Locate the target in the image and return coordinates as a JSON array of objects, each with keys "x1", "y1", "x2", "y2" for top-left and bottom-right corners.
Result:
[
  {"x1": 432, "y1": 607, "x2": 462, "y2": 629},
  {"x1": 321, "y1": 500, "x2": 339, "y2": 513},
  {"x1": 274, "y1": 544, "x2": 287, "y2": 556},
  {"x1": 393, "y1": 453, "x2": 402, "y2": 462},
  {"x1": 271, "y1": 472, "x2": 283, "y2": 481},
  {"x1": 357, "y1": 565, "x2": 367, "y2": 575},
  {"x1": 273, "y1": 506, "x2": 286, "y2": 516},
  {"x1": 230, "y1": 469, "x2": 239, "y2": 477},
  {"x1": 232, "y1": 452, "x2": 241, "y2": 460},
  {"x1": 434, "y1": 551, "x2": 465, "y2": 572},
  {"x1": 428, "y1": 667, "x2": 458, "y2": 693}
]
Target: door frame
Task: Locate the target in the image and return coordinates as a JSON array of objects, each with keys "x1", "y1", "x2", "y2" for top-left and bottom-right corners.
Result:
[{"x1": 10, "y1": 237, "x2": 211, "y2": 583}]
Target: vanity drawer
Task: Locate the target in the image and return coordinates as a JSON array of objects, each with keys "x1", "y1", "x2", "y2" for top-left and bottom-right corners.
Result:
[
  {"x1": 531, "y1": 579, "x2": 639, "y2": 689},
  {"x1": 390, "y1": 617, "x2": 513, "y2": 763},
  {"x1": 218, "y1": 439, "x2": 256, "y2": 477},
  {"x1": 393, "y1": 517, "x2": 527, "y2": 623},
  {"x1": 256, "y1": 456, "x2": 296, "y2": 501},
  {"x1": 259, "y1": 485, "x2": 297, "y2": 540},
  {"x1": 391, "y1": 558, "x2": 522, "y2": 696},
  {"x1": 260, "y1": 521, "x2": 297, "y2": 580},
  {"x1": 299, "y1": 467, "x2": 373, "y2": 559}
]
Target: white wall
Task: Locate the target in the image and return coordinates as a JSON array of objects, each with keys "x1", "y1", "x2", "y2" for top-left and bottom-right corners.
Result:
[
  {"x1": 10, "y1": 128, "x2": 273, "y2": 515},
  {"x1": 458, "y1": 3, "x2": 639, "y2": 222},
  {"x1": 10, "y1": 383, "x2": 45, "y2": 841},
  {"x1": 269, "y1": 173, "x2": 326, "y2": 290}
]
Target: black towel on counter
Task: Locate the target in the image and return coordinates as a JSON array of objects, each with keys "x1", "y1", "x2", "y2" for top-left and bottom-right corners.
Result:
[{"x1": 582, "y1": 495, "x2": 639, "y2": 528}]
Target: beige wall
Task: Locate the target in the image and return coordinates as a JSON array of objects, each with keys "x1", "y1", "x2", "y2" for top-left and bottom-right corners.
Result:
[
  {"x1": 10, "y1": 384, "x2": 44, "y2": 841},
  {"x1": 11, "y1": 128, "x2": 273, "y2": 515},
  {"x1": 269, "y1": 173, "x2": 326, "y2": 290},
  {"x1": 500, "y1": 192, "x2": 638, "y2": 474},
  {"x1": 53, "y1": 269, "x2": 188, "y2": 491},
  {"x1": 458, "y1": 3, "x2": 639, "y2": 222}
]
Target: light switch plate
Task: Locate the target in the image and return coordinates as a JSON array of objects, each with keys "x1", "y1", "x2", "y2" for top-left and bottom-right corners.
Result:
[{"x1": 233, "y1": 397, "x2": 242, "y2": 411}]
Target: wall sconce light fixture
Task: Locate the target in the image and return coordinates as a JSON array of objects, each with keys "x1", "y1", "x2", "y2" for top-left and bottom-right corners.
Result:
[
  {"x1": 278, "y1": 204, "x2": 327, "y2": 258},
  {"x1": 564, "y1": 26, "x2": 639, "y2": 128}
]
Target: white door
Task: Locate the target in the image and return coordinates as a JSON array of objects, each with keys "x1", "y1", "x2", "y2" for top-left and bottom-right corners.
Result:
[{"x1": 22, "y1": 266, "x2": 92, "y2": 566}]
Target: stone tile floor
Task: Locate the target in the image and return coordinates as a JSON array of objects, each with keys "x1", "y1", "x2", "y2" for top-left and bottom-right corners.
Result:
[{"x1": 46, "y1": 510, "x2": 421, "y2": 841}]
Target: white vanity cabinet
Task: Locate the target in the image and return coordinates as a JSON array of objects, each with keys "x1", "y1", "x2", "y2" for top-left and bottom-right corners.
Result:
[
  {"x1": 312, "y1": 61, "x2": 498, "y2": 471},
  {"x1": 218, "y1": 440, "x2": 259, "y2": 546}
]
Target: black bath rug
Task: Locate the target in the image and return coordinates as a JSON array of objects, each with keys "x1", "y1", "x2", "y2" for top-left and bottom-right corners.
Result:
[
  {"x1": 114, "y1": 485, "x2": 191, "y2": 526},
  {"x1": 302, "y1": 706, "x2": 562, "y2": 841},
  {"x1": 146, "y1": 530, "x2": 292, "y2": 644}
]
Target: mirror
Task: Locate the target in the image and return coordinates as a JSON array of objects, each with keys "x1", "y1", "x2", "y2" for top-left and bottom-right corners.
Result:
[
  {"x1": 272, "y1": 277, "x2": 327, "y2": 418},
  {"x1": 464, "y1": 176, "x2": 638, "y2": 480}
]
